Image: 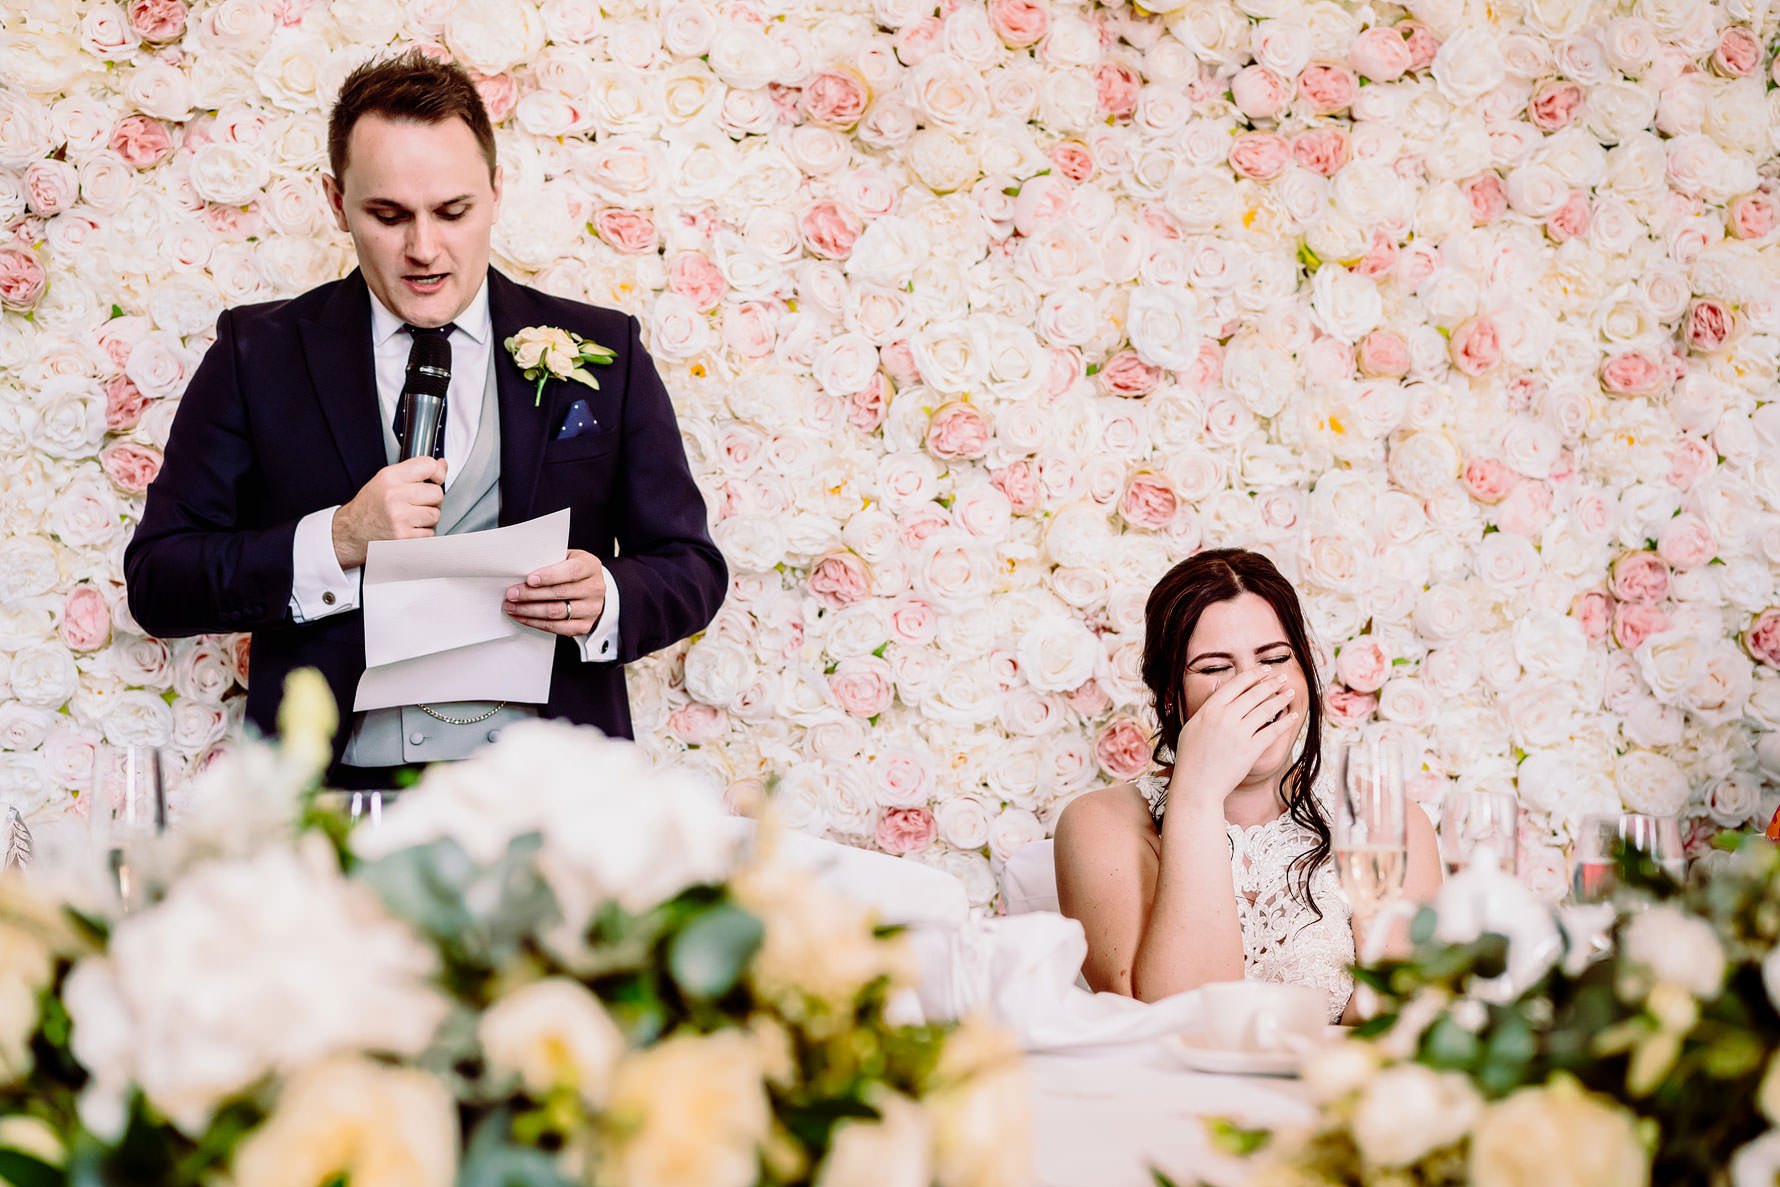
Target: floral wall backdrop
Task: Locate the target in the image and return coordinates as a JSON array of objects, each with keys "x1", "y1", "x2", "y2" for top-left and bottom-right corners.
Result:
[{"x1": 1, "y1": 0, "x2": 1778, "y2": 908}]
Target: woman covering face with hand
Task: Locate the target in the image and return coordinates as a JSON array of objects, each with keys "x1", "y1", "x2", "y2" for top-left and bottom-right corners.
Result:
[{"x1": 1052, "y1": 549, "x2": 1441, "y2": 1021}]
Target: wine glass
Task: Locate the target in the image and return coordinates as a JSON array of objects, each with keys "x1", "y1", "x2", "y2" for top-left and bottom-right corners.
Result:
[
  {"x1": 1572, "y1": 812, "x2": 1685, "y2": 902},
  {"x1": 1334, "y1": 738, "x2": 1408, "y2": 917},
  {"x1": 90, "y1": 744, "x2": 167, "y2": 911},
  {"x1": 1439, "y1": 789, "x2": 1519, "y2": 877}
]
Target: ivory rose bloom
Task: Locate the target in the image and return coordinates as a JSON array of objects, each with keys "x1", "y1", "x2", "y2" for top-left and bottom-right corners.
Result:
[{"x1": 478, "y1": 978, "x2": 625, "y2": 1107}]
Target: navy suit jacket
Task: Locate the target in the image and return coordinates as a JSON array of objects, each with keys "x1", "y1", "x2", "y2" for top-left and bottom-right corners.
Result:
[{"x1": 125, "y1": 269, "x2": 727, "y2": 778}]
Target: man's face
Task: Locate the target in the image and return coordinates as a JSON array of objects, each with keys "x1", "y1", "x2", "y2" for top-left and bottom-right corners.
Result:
[{"x1": 324, "y1": 114, "x2": 501, "y2": 328}]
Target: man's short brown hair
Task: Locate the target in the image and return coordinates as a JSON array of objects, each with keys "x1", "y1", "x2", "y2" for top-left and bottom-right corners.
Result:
[{"x1": 328, "y1": 50, "x2": 496, "y2": 182}]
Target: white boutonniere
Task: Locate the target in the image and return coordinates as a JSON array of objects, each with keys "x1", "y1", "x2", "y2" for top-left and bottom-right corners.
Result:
[{"x1": 505, "y1": 325, "x2": 616, "y2": 407}]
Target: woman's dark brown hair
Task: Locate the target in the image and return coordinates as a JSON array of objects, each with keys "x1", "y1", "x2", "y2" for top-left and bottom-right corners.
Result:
[
  {"x1": 1141, "y1": 548, "x2": 1330, "y2": 913},
  {"x1": 328, "y1": 49, "x2": 497, "y2": 183}
]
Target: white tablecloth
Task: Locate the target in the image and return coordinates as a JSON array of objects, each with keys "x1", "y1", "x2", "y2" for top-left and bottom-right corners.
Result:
[{"x1": 1027, "y1": 1051, "x2": 1314, "y2": 1187}]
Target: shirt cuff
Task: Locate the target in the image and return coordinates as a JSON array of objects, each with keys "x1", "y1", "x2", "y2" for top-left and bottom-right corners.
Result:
[
  {"x1": 288, "y1": 507, "x2": 360, "y2": 623},
  {"x1": 575, "y1": 575, "x2": 621, "y2": 663}
]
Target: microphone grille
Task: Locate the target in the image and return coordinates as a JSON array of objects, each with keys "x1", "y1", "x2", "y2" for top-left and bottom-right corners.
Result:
[{"x1": 405, "y1": 332, "x2": 452, "y2": 398}]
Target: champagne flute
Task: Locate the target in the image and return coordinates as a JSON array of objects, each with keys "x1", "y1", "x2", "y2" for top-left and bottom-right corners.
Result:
[
  {"x1": 91, "y1": 744, "x2": 166, "y2": 910},
  {"x1": 1439, "y1": 788, "x2": 1519, "y2": 877},
  {"x1": 1572, "y1": 812, "x2": 1684, "y2": 901},
  {"x1": 1334, "y1": 738, "x2": 1408, "y2": 916}
]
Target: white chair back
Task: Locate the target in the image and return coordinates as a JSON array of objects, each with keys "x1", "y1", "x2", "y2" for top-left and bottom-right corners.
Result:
[{"x1": 1002, "y1": 839, "x2": 1060, "y2": 915}]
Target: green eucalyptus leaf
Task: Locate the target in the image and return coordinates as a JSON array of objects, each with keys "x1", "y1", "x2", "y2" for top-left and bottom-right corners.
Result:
[
  {"x1": 0, "y1": 1148, "x2": 62, "y2": 1187},
  {"x1": 667, "y1": 905, "x2": 764, "y2": 1001},
  {"x1": 458, "y1": 1112, "x2": 576, "y2": 1187},
  {"x1": 355, "y1": 838, "x2": 479, "y2": 941}
]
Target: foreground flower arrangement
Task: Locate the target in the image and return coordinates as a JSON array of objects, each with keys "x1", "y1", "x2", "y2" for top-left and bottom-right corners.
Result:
[
  {"x1": 0, "y1": 672, "x2": 1028, "y2": 1187},
  {"x1": 1233, "y1": 838, "x2": 1780, "y2": 1187}
]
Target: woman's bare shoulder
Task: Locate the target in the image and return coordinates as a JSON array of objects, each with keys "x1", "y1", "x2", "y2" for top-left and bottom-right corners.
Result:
[{"x1": 1056, "y1": 782, "x2": 1156, "y2": 839}]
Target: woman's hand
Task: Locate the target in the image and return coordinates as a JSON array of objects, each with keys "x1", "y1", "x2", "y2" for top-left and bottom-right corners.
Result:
[{"x1": 1169, "y1": 668, "x2": 1300, "y2": 808}]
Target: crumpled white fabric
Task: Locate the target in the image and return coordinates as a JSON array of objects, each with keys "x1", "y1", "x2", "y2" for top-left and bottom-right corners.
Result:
[{"x1": 911, "y1": 911, "x2": 1202, "y2": 1059}]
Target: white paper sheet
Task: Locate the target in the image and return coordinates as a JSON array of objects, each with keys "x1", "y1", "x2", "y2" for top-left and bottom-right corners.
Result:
[{"x1": 353, "y1": 509, "x2": 570, "y2": 711}]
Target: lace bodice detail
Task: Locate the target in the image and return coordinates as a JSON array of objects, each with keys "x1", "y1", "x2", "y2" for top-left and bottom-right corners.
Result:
[{"x1": 1137, "y1": 772, "x2": 1353, "y2": 1022}]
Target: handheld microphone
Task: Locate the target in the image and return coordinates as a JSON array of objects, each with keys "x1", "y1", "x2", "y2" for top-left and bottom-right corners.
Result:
[{"x1": 395, "y1": 331, "x2": 451, "y2": 465}]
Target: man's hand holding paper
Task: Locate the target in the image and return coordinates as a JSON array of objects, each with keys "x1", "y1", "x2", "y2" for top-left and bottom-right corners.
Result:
[{"x1": 502, "y1": 550, "x2": 608, "y2": 638}]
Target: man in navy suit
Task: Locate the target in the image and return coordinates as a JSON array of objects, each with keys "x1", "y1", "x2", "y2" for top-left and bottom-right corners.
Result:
[{"x1": 125, "y1": 52, "x2": 726, "y2": 786}]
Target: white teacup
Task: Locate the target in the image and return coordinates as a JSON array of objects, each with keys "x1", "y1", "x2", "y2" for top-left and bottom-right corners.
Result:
[{"x1": 1197, "y1": 981, "x2": 1327, "y2": 1053}]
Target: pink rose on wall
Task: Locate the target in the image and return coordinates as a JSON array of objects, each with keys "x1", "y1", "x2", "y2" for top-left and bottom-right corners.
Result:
[
  {"x1": 1712, "y1": 26, "x2": 1761, "y2": 77},
  {"x1": 1228, "y1": 132, "x2": 1290, "y2": 180},
  {"x1": 1527, "y1": 79, "x2": 1583, "y2": 130},
  {"x1": 1348, "y1": 27, "x2": 1412, "y2": 81},
  {"x1": 881, "y1": 339, "x2": 920, "y2": 387},
  {"x1": 593, "y1": 208, "x2": 658, "y2": 254},
  {"x1": 1744, "y1": 609, "x2": 1780, "y2": 668},
  {"x1": 24, "y1": 160, "x2": 78, "y2": 217},
  {"x1": 1297, "y1": 64, "x2": 1356, "y2": 114},
  {"x1": 888, "y1": 598, "x2": 938, "y2": 645},
  {"x1": 59, "y1": 585, "x2": 112, "y2": 651},
  {"x1": 799, "y1": 201, "x2": 862, "y2": 259},
  {"x1": 127, "y1": 0, "x2": 186, "y2": 42},
  {"x1": 1399, "y1": 21, "x2": 1438, "y2": 69},
  {"x1": 1067, "y1": 679, "x2": 1109, "y2": 719},
  {"x1": 846, "y1": 374, "x2": 889, "y2": 432},
  {"x1": 1657, "y1": 513, "x2": 1715, "y2": 570},
  {"x1": 99, "y1": 442, "x2": 162, "y2": 492},
  {"x1": 1462, "y1": 457, "x2": 1517, "y2": 504},
  {"x1": 1569, "y1": 591, "x2": 1614, "y2": 643},
  {"x1": 1612, "y1": 602, "x2": 1671, "y2": 651},
  {"x1": 112, "y1": 114, "x2": 173, "y2": 169},
  {"x1": 1118, "y1": 471, "x2": 1177, "y2": 531},
  {"x1": 1666, "y1": 437, "x2": 1714, "y2": 489},
  {"x1": 1095, "y1": 63, "x2": 1140, "y2": 117},
  {"x1": 667, "y1": 702, "x2": 728, "y2": 744},
  {"x1": 1726, "y1": 192, "x2": 1775, "y2": 240},
  {"x1": 1600, "y1": 350, "x2": 1665, "y2": 396},
  {"x1": 831, "y1": 656, "x2": 895, "y2": 717},
  {"x1": 1324, "y1": 686, "x2": 1378, "y2": 725},
  {"x1": 1049, "y1": 140, "x2": 1093, "y2": 182},
  {"x1": 1097, "y1": 349, "x2": 1161, "y2": 398},
  {"x1": 1357, "y1": 329, "x2": 1410, "y2": 377},
  {"x1": 802, "y1": 69, "x2": 869, "y2": 128},
  {"x1": 472, "y1": 73, "x2": 518, "y2": 123},
  {"x1": 666, "y1": 252, "x2": 725, "y2": 312},
  {"x1": 1682, "y1": 299, "x2": 1734, "y2": 352},
  {"x1": 227, "y1": 634, "x2": 251, "y2": 688},
  {"x1": 1610, "y1": 552, "x2": 1672, "y2": 604},
  {"x1": 1448, "y1": 316, "x2": 1501, "y2": 376},
  {"x1": 104, "y1": 377, "x2": 151, "y2": 432},
  {"x1": 925, "y1": 402, "x2": 991, "y2": 460},
  {"x1": 1230, "y1": 65, "x2": 1291, "y2": 119},
  {"x1": 990, "y1": 460, "x2": 1040, "y2": 515},
  {"x1": 1291, "y1": 128, "x2": 1348, "y2": 178},
  {"x1": 1183, "y1": 340, "x2": 1222, "y2": 388},
  {"x1": 1095, "y1": 716, "x2": 1152, "y2": 780},
  {"x1": 1462, "y1": 174, "x2": 1507, "y2": 224},
  {"x1": 1335, "y1": 638, "x2": 1390, "y2": 693},
  {"x1": 0, "y1": 247, "x2": 47, "y2": 312},
  {"x1": 1355, "y1": 233, "x2": 1398, "y2": 279},
  {"x1": 875, "y1": 806, "x2": 937, "y2": 855},
  {"x1": 1546, "y1": 192, "x2": 1589, "y2": 242},
  {"x1": 987, "y1": 0, "x2": 1048, "y2": 47},
  {"x1": 808, "y1": 551, "x2": 871, "y2": 608}
]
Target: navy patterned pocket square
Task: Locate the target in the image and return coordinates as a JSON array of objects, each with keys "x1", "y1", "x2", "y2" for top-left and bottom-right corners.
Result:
[{"x1": 554, "y1": 398, "x2": 599, "y2": 440}]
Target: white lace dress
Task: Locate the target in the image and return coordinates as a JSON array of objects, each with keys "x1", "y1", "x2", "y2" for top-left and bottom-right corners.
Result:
[{"x1": 1136, "y1": 772, "x2": 1354, "y2": 1022}]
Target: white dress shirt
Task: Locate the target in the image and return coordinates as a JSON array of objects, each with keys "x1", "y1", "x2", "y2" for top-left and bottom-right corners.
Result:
[{"x1": 286, "y1": 279, "x2": 620, "y2": 663}]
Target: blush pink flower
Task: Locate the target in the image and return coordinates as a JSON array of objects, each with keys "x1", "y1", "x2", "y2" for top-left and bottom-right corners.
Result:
[
  {"x1": 127, "y1": 0, "x2": 186, "y2": 42},
  {"x1": 228, "y1": 634, "x2": 252, "y2": 687},
  {"x1": 1666, "y1": 436, "x2": 1714, "y2": 489},
  {"x1": 1067, "y1": 678, "x2": 1109, "y2": 718},
  {"x1": 593, "y1": 208, "x2": 658, "y2": 254},
  {"x1": 1462, "y1": 173, "x2": 1507, "y2": 224},
  {"x1": 831, "y1": 656, "x2": 895, "y2": 717},
  {"x1": 875, "y1": 806, "x2": 937, "y2": 855},
  {"x1": 100, "y1": 441, "x2": 162, "y2": 492},
  {"x1": 1612, "y1": 602, "x2": 1671, "y2": 650},
  {"x1": 0, "y1": 246, "x2": 47, "y2": 311},
  {"x1": 1118, "y1": 471, "x2": 1177, "y2": 530},
  {"x1": 1712, "y1": 26, "x2": 1761, "y2": 77},
  {"x1": 59, "y1": 585, "x2": 112, "y2": 651},
  {"x1": 666, "y1": 252, "x2": 725, "y2": 312},
  {"x1": 1399, "y1": 21, "x2": 1438, "y2": 69},
  {"x1": 898, "y1": 505, "x2": 951, "y2": 549},
  {"x1": 881, "y1": 339, "x2": 920, "y2": 387},
  {"x1": 1600, "y1": 350, "x2": 1665, "y2": 396},
  {"x1": 1462, "y1": 457, "x2": 1517, "y2": 504},
  {"x1": 1355, "y1": 232, "x2": 1399, "y2": 279},
  {"x1": 1610, "y1": 551, "x2": 1672, "y2": 603},
  {"x1": 472, "y1": 73, "x2": 518, "y2": 123},
  {"x1": 802, "y1": 69, "x2": 870, "y2": 129},
  {"x1": 987, "y1": 0, "x2": 1049, "y2": 47},
  {"x1": 1569, "y1": 590, "x2": 1614, "y2": 643},
  {"x1": 1727, "y1": 192, "x2": 1776, "y2": 240},
  {"x1": 1094, "y1": 716, "x2": 1152, "y2": 780},
  {"x1": 1357, "y1": 329, "x2": 1410, "y2": 377},
  {"x1": 112, "y1": 114, "x2": 173, "y2": 168},
  {"x1": 1043, "y1": 346, "x2": 1081, "y2": 396},
  {"x1": 667, "y1": 702, "x2": 728, "y2": 744},
  {"x1": 1324, "y1": 687, "x2": 1378, "y2": 725},
  {"x1": 1657, "y1": 513, "x2": 1715, "y2": 570},
  {"x1": 892, "y1": 16, "x2": 943, "y2": 66},
  {"x1": 990, "y1": 461, "x2": 1041, "y2": 515},
  {"x1": 1230, "y1": 65, "x2": 1292, "y2": 119},
  {"x1": 1298, "y1": 64, "x2": 1357, "y2": 113},
  {"x1": 1095, "y1": 62, "x2": 1141, "y2": 117},
  {"x1": 1348, "y1": 27, "x2": 1413, "y2": 82},
  {"x1": 1292, "y1": 128, "x2": 1348, "y2": 177},
  {"x1": 1303, "y1": 336, "x2": 1353, "y2": 384},
  {"x1": 1335, "y1": 638, "x2": 1389, "y2": 693},
  {"x1": 1683, "y1": 299, "x2": 1734, "y2": 352},
  {"x1": 104, "y1": 376, "x2": 151, "y2": 432},
  {"x1": 1228, "y1": 132, "x2": 1290, "y2": 180},
  {"x1": 925, "y1": 402, "x2": 991, "y2": 460},
  {"x1": 721, "y1": 303, "x2": 777, "y2": 360},
  {"x1": 808, "y1": 551, "x2": 871, "y2": 608},
  {"x1": 1494, "y1": 479, "x2": 1552, "y2": 537},
  {"x1": 1527, "y1": 79, "x2": 1583, "y2": 130},
  {"x1": 846, "y1": 374, "x2": 889, "y2": 432},
  {"x1": 1546, "y1": 192, "x2": 1590, "y2": 242},
  {"x1": 24, "y1": 161, "x2": 77, "y2": 216},
  {"x1": 1449, "y1": 315, "x2": 1502, "y2": 376},
  {"x1": 1184, "y1": 340, "x2": 1222, "y2": 388},
  {"x1": 889, "y1": 597, "x2": 938, "y2": 644},
  {"x1": 1744, "y1": 608, "x2": 1780, "y2": 667},
  {"x1": 799, "y1": 200, "x2": 862, "y2": 260},
  {"x1": 1098, "y1": 349, "x2": 1162, "y2": 398},
  {"x1": 1049, "y1": 140, "x2": 1094, "y2": 182}
]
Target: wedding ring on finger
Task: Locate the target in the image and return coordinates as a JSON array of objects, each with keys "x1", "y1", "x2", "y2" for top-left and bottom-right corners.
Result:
[{"x1": 562, "y1": 599, "x2": 572, "y2": 621}]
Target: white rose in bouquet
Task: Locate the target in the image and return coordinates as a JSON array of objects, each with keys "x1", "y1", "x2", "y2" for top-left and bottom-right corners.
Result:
[{"x1": 1352, "y1": 1062, "x2": 1481, "y2": 1166}]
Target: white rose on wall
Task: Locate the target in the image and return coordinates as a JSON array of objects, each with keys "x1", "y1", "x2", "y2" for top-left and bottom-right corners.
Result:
[{"x1": 1613, "y1": 748, "x2": 1691, "y2": 816}]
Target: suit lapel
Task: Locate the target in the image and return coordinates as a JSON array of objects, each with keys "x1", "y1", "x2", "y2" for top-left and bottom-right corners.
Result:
[
  {"x1": 297, "y1": 272, "x2": 386, "y2": 494},
  {"x1": 489, "y1": 270, "x2": 549, "y2": 524}
]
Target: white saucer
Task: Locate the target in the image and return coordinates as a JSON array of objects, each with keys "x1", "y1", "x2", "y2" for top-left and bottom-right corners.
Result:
[{"x1": 1164, "y1": 1026, "x2": 1346, "y2": 1077}]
